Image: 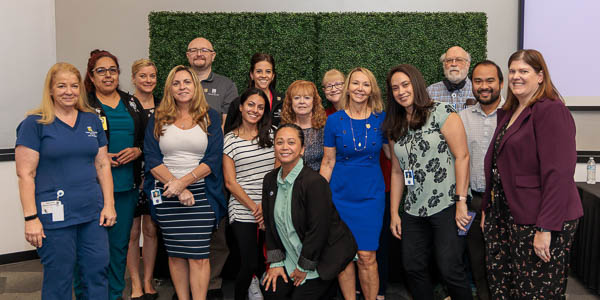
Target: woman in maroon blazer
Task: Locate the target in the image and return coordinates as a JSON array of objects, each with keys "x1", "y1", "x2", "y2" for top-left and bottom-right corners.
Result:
[{"x1": 481, "y1": 49, "x2": 583, "y2": 299}]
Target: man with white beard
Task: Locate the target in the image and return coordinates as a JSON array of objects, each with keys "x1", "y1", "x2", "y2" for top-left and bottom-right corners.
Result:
[{"x1": 427, "y1": 46, "x2": 475, "y2": 111}]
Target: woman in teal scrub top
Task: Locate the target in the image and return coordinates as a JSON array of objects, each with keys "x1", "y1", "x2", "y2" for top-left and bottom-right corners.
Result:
[
  {"x1": 16, "y1": 62, "x2": 116, "y2": 300},
  {"x1": 83, "y1": 49, "x2": 148, "y2": 300}
]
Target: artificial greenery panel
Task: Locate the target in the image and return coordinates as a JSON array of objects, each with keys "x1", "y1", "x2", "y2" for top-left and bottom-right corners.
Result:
[{"x1": 148, "y1": 12, "x2": 487, "y2": 105}]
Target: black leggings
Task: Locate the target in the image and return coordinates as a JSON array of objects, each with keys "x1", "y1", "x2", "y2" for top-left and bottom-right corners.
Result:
[{"x1": 231, "y1": 221, "x2": 265, "y2": 300}]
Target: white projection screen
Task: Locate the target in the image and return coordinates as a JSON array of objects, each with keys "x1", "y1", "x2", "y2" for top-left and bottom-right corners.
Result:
[{"x1": 521, "y1": 0, "x2": 600, "y2": 151}]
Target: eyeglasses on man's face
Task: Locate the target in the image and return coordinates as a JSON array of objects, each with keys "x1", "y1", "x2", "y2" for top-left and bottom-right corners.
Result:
[
  {"x1": 444, "y1": 57, "x2": 469, "y2": 65},
  {"x1": 187, "y1": 48, "x2": 215, "y2": 54}
]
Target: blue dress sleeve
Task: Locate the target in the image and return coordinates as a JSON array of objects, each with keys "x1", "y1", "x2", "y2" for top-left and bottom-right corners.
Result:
[
  {"x1": 323, "y1": 112, "x2": 337, "y2": 148},
  {"x1": 15, "y1": 115, "x2": 42, "y2": 151}
]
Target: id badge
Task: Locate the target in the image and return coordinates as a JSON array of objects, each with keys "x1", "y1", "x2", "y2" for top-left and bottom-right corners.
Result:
[
  {"x1": 41, "y1": 201, "x2": 59, "y2": 214},
  {"x1": 151, "y1": 188, "x2": 163, "y2": 205},
  {"x1": 100, "y1": 116, "x2": 108, "y2": 130},
  {"x1": 52, "y1": 203, "x2": 64, "y2": 222},
  {"x1": 404, "y1": 170, "x2": 415, "y2": 186}
]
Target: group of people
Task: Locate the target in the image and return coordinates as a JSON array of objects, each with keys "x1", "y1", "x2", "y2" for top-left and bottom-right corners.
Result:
[{"x1": 15, "y1": 35, "x2": 582, "y2": 300}]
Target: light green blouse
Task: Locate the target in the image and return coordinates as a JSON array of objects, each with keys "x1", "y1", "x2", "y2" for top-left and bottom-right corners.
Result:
[
  {"x1": 393, "y1": 102, "x2": 458, "y2": 217},
  {"x1": 271, "y1": 158, "x2": 319, "y2": 284}
]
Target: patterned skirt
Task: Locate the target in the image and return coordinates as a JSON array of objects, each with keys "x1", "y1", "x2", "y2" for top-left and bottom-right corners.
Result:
[
  {"x1": 155, "y1": 180, "x2": 215, "y2": 259},
  {"x1": 484, "y1": 193, "x2": 578, "y2": 299}
]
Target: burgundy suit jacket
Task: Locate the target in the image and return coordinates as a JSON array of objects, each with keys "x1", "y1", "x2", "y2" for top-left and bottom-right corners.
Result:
[{"x1": 482, "y1": 98, "x2": 583, "y2": 231}]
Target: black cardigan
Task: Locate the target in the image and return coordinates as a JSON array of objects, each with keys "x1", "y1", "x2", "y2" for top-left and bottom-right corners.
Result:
[
  {"x1": 262, "y1": 165, "x2": 357, "y2": 281},
  {"x1": 88, "y1": 90, "x2": 148, "y2": 188}
]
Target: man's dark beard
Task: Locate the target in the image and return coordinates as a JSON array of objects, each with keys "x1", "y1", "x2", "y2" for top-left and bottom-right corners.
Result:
[{"x1": 475, "y1": 88, "x2": 500, "y2": 105}]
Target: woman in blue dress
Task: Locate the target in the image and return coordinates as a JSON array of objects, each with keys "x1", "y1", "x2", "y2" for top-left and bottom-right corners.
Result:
[
  {"x1": 320, "y1": 67, "x2": 390, "y2": 300},
  {"x1": 16, "y1": 62, "x2": 116, "y2": 300}
]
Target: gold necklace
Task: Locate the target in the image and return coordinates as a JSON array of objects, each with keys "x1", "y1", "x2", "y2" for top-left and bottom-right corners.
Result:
[{"x1": 349, "y1": 109, "x2": 369, "y2": 151}]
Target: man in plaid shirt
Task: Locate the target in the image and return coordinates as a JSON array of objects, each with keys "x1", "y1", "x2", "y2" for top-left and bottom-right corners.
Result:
[{"x1": 427, "y1": 46, "x2": 475, "y2": 112}]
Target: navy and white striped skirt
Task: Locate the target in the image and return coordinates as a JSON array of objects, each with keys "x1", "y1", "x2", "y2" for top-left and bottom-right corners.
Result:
[{"x1": 155, "y1": 180, "x2": 215, "y2": 259}]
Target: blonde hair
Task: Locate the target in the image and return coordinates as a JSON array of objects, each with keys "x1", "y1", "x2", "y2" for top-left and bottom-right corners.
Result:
[
  {"x1": 28, "y1": 62, "x2": 91, "y2": 124},
  {"x1": 131, "y1": 58, "x2": 157, "y2": 78},
  {"x1": 281, "y1": 80, "x2": 327, "y2": 129},
  {"x1": 321, "y1": 69, "x2": 345, "y2": 87},
  {"x1": 154, "y1": 65, "x2": 211, "y2": 139},
  {"x1": 340, "y1": 67, "x2": 383, "y2": 113}
]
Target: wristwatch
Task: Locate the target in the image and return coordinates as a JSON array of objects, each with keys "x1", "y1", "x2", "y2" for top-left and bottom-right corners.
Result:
[
  {"x1": 452, "y1": 195, "x2": 467, "y2": 202},
  {"x1": 24, "y1": 214, "x2": 38, "y2": 221}
]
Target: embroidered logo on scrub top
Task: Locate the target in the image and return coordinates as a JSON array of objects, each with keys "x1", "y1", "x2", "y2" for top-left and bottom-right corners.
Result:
[{"x1": 86, "y1": 126, "x2": 98, "y2": 138}]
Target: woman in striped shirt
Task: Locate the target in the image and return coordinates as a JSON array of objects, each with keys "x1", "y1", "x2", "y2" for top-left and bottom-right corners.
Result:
[{"x1": 223, "y1": 88, "x2": 277, "y2": 300}]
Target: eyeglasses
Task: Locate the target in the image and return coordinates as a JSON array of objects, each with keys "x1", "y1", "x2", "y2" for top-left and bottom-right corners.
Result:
[
  {"x1": 444, "y1": 57, "x2": 469, "y2": 65},
  {"x1": 324, "y1": 82, "x2": 344, "y2": 91},
  {"x1": 187, "y1": 48, "x2": 215, "y2": 54},
  {"x1": 94, "y1": 67, "x2": 119, "y2": 76}
]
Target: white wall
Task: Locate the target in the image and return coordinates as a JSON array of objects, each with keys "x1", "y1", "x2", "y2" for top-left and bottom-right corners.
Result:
[
  {"x1": 0, "y1": 0, "x2": 56, "y2": 149},
  {"x1": 0, "y1": 0, "x2": 55, "y2": 255}
]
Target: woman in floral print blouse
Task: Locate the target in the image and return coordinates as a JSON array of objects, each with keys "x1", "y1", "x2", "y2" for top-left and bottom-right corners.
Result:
[{"x1": 382, "y1": 64, "x2": 472, "y2": 300}]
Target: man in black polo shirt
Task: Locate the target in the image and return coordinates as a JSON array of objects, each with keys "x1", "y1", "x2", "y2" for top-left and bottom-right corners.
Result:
[
  {"x1": 186, "y1": 37, "x2": 238, "y2": 300},
  {"x1": 186, "y1": 37, "x2": 238, "y2": 128}
]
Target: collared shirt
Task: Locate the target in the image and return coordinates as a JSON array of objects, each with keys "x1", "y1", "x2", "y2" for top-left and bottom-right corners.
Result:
[
  {"x1": 271, "y1": 158, "x2": 319, "y2": 284},
  {"x1": 458, "y1": 101, "x2": 503, "y2": 192},
  {"x1": 200, "y1": 72, "x2": 238, "y2": 115},
  {"x1": 426, "y1": 78, "x2": 475, "y2": 112}
]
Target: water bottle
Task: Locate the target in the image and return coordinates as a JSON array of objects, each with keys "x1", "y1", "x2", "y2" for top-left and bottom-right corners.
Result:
[{"x1": 587, "y1": 157, "x2": 596, "y2": 184}]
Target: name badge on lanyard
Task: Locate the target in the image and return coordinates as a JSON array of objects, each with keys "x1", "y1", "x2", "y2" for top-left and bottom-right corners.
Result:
[
  {"x1": 100, "y1": 116, "x2": 108, "y2": 131},
  {"x1": 41, "y1": 190, "x2": 65, "y2": 222},
  {"x1": 151, "y1": 180, "x2": 163, "y2": 205},
  {"x1": 404, "y1": 170, "x2": 415, "y2": 186}
]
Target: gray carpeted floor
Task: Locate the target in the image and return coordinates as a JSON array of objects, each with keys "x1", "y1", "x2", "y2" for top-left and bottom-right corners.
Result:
[{"x1": 0, "y1": 259, "x2": 598, "y2": 299}]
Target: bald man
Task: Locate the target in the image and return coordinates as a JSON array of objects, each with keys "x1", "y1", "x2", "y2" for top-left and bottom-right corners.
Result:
[
  {"x1": 427, "y1": 46, "x2": 475, "y2": 112},
  {"x1": 186, "y1": 37, "x2": 238, "y2": 126}
]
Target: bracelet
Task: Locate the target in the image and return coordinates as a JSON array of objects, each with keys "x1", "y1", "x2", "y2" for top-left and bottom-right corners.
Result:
[
  {"x1": 191, "y1": 170, "x2": 198, "y2": 180},
  {"x1": 24, "y1": 214, "x2": 38, "y2": 221},
  {"x1": 536, "y1": 227, "x2": 551, "y2": 233}
]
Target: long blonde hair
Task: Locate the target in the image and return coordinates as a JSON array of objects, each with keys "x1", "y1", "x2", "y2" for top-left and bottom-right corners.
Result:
[
  {"x1": 340, "y1": 67, "x2": 384, "y2": 113},
  {"x1": 28, "y1": 62, "x2": 91, "y2": 124},
  {"x1": 154, "y1": 65, "x2": 211, "y2": 139}
]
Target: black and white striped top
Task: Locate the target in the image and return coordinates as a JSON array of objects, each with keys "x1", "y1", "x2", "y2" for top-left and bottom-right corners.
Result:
[{"x1": 223, "y1": 132, "x2": 275, "y2": 223}]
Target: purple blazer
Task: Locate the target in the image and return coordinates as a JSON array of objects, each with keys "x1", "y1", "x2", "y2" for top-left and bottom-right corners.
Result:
[{"x1": 482, "y1": 98, "x2": 583, "y2": 231}]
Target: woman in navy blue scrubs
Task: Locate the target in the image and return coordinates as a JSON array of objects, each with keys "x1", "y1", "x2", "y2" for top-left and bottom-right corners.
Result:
[
  {"x1": 83, "y1": 49, "x2": 148, "y2": 300},
  {"x1": 15, "y1": 62, "x2": 116, "y2": 300}
]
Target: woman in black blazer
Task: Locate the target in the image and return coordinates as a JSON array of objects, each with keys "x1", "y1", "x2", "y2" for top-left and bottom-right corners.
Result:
[{"x1": 261, "y1": 123, "x2": 357, "y2": 300}]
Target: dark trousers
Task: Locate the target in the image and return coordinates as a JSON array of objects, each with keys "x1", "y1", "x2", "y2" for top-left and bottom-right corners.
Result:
[
  {"x1": 401, "y1": 205, "x2": 472, "y2": 300},
  {"x1": 38, "y1": 220, "x2": 109, "y2": 300},
  {"x1": 466, "y1": 192, "x2": 490, "y2": 300},
  {"x1": 209, "y1": 217, "x2": 230, "y2": 290},
  {"x1": 231, "y1": 221, "x2": 265, "y2": 300},
  {"x1": 263, "y1": 275, "x2": 333, "y2": 300}
]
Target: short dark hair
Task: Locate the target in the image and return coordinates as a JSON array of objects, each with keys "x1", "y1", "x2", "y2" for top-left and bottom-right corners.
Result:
[
  {"x1": 275, "y1": 123, "x2": 305, "y2": 147},
  {"x1": 470, "y1": 60, "x2": 503, "y2": 84}
]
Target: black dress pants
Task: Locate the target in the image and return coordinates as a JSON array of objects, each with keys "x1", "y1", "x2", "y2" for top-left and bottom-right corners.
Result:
[
  {"x1": 401, "y1": 205, "x2": 472, "y2": 300},
  {"x1": 263, "y1": 275, "x2": 333, "y2": 300}
]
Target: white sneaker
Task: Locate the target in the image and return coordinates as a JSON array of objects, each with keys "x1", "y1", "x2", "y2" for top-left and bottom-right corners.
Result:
[{"x1": 248, "y1": 276, "x2": 264, "y2": 300}]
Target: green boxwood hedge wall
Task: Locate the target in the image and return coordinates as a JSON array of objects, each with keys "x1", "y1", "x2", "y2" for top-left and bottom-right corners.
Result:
[{"x1": 149, "y1": 12, "x2": 486, "y2": 105}]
